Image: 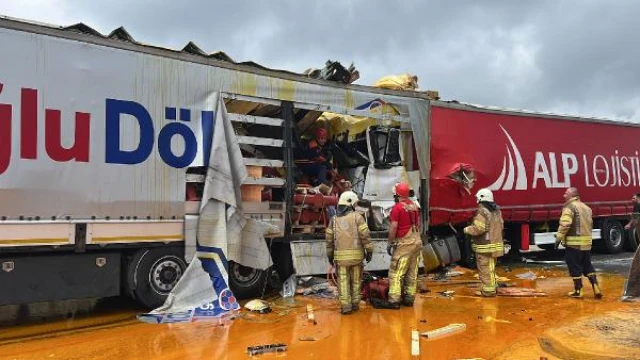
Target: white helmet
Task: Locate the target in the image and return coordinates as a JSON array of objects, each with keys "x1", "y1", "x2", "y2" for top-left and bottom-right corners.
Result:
[
  {"x1": 475, "y1": 188, "x2": 494, "y2": 203},
  {"x1": 338, "y1": 191, "x2": 359, "y2": 206}
]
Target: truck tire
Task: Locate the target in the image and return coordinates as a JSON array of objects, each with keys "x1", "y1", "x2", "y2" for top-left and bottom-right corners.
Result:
[
  {"x1": 625, "y1": 228, "x2": 640, "y2": 252},
  {"x1": 600, "y1": 220, "x2": 625, "y2": 254},
  {"x1": 228, "y1": 261, "x2": 269, "y2": 299},
  {"x1": 125, "y1": 247, "x2": 187, "y2": 310}
]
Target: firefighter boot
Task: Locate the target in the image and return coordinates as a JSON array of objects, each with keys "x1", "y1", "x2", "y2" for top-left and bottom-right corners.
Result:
[
  {"x1": 401, "y1": 296, "x2": 414, "y2": 307},
  {"x1": 340, "y1": 306, "x2": 354, "y2": 315},
  {"x1": 370, "y1": 297, "x2": 400, "y2": 309},
  {"x1": 588, "y1": 274, "x2": 603, "y2": 299},
  {"x1": 568, "y1": 279, "x2": 583, "y2": 298}
]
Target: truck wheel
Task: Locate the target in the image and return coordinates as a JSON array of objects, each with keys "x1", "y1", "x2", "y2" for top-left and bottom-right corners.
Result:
[
  {"x1": 625, "y1": 228, "x2": 640, "y2": 252},
  {"x1": 228, "y1": 261, "x2": 268, "y2": 299},
  {"x1": 125, "y1": 247, "x2": 187, "y2": 309},
  {"x1": 600, "y1": 220, "x2": 624, "y2": 254}
]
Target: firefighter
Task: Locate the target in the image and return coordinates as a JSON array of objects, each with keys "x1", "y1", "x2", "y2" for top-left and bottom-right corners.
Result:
[
  {"x1": 294, "y1": 127, "x2": 333, "y2": 186},
  {"x1": 326, "y1": 191, "x2": 373, "y2": 314},
  {"x1": 555, "y1": 187, "x2": 603, "y2": 299},
  {"x1": 382, "y1": 182, "x2": 422, "y2": 309},
  {"x1": 622, "y1": 192, "x2": 640, "y2": 301},
  {"x1": 463, "y1": 188, "x2": 504, "y2": 297}
]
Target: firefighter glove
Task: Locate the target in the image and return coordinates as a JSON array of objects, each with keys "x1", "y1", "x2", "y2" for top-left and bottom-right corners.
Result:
[
  {"x1": 553, "y1": 234, "x2": 561, "y2": 250},
  {"x1": 387, "y1": 243, "x2": 396, "y2": 256},
  {"x1": 365, "y1": 249, "x2": 372, "y2": 263}
]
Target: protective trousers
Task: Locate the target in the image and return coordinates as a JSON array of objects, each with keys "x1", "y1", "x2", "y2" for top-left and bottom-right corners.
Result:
[
  {"x1": 388, "y1": 231, "x2": 422, "y2": 303},
  {"x1": 476, "y1": 253, "x2": 497, "y2": 296},
  {"x1": 337, "y1": 264, "x2": 363, "y2": 312},
  {"x1": 624, "y1": 245, "x2": 640, "y2": 297},
  {"x1": 565, "y1": 247, "x2": 596, "y2": 288}
]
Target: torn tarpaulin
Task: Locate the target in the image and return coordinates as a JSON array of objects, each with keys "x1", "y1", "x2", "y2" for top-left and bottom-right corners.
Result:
[{"x1": 138, "y1": 93, "x2": 269, "y2": 324}]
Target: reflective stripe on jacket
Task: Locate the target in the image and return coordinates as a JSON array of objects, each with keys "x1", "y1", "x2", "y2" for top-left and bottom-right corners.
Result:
[
  {"x1": 326, "y1": 211, "x2": 372, "y2": 266},
  {"x1": 556, "y1": 197, "x2": 593, "y2": 251},
  {"x1": 464, "y1": 205, "x2": 505, "y2": 258}
]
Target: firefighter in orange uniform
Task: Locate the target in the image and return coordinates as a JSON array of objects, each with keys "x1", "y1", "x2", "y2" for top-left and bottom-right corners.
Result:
[
  {"x1": 463, "y1": 188, "x2": 504, "y2": 297},
  {"x1": 382, "y1": 182, "x2": 422, "y2": 309},
  {"x1": 555, "y1": 187, "x2": 602, "y2": 299},
  {"x1": 326, "y1": 191, "x2": 373, "y2": 314}
]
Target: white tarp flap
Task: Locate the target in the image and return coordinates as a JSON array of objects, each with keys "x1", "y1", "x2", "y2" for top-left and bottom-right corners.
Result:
[
  {"x1": 363, "y1": 166, "x2": 410, "y2": 201},
  {"x1": 139, "y1": 94, "x2": 272, "y2": 323}
]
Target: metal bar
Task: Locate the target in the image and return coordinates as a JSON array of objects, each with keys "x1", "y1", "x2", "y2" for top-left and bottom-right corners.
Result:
[
  {"x1": 243, "y1": 177, "x2": 285, "y2": 186},
  {"x1": 237, "y1": 136, "x2": 284, "y2": 147},
  {"x1": 282, "y1": 101, "x2": 295, "y2": 244},
  {"x1": 0, "y1": 219, "x2": 184, "y2": 224},
  {"x1": 243, "y1": 158, "x2": 284, "y2": 167},
  {"x1": 228, "y1": 113, "x2": 284, "y2": 127}
]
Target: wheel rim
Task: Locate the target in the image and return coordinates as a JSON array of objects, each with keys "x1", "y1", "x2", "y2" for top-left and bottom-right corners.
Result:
[
  {"x1": 149, "y1": 256, "x2": 184, "y2": 294},
  {"x1": 609, "y1": 227, "x2": 623, "y2": 248},
  {"x1": 231, "y1": 262, "x2": 261, "y2": 285}
]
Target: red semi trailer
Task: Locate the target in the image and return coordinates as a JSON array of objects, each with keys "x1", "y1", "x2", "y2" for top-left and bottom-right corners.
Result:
[{"x1": 427, "y1": 101, "x2": 640, "y2": 257}]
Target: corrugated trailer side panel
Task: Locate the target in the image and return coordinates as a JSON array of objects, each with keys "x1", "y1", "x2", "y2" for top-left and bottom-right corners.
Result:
[{"x1": 429, "y1": 103, "x2": 638, "y2": 226}]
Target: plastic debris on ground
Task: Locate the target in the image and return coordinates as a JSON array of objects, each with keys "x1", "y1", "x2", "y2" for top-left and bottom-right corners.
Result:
[
  {"x1": 437, "y1": 290, "x2": 455, "y2": 298},
  {"x1": 497, "y1": 287, "x2": 547, "y2": 297},
  {"x1": 244, "y1": 299, "x2": 272, "y2": 314},
  {"x1": 482, "y1": 316, "x2": 511, "y2": 324},
  {"x1": 515, "y1": 271, "x2": 538, "y2": 280},
  {"x1": 280, "y1": 274, "x2": 297, "y2": 298},
  {"x1": 295, "y1": 276, "x2": 337, "y2": 298},
  {"x1": 420, "y1": 323, "x2": 466, "y2": 340},
  {"x1": 246, "y1": 343, "x2": 287, "y2": 356}
]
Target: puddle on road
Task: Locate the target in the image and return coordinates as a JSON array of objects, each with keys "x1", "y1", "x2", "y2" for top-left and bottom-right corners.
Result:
[{"x1": 0, "y1": 267, "x2": 638, "y2": 360}]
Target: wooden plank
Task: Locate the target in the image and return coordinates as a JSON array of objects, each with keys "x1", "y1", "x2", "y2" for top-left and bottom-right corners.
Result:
[
  {"x1": 243, "y1": 158, "x2": 284, "y2": 167},
  {"x1": 186, "y1": 174, "x2": 205, "y2": 182},
  {"x1": 237, "y1": 136, "x2": 283, "y2": 147},
  {"x1": 228, "y1": 113, "x2": 283, "y2": 126},
  {"x1": 242, "y1": 177, "x2": 286, "y2": 186}
]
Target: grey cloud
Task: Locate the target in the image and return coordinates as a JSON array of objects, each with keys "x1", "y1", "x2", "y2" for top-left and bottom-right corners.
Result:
[{"x1": 3, "y1": 0, "x2": 640, "y2": 121}]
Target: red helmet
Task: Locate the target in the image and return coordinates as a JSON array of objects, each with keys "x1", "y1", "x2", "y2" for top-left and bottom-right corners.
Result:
[
  {"x1": 393, "y1": 182, "x2": 410, "y2": 198},
  {"x1": 315, "y1": 127, "x2": 328, "y2": 139}
]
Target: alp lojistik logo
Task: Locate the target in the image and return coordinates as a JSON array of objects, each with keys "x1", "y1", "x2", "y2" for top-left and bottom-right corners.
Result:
[{"x1": 488, "y1": 125, "x2": 528, "y2": 191}]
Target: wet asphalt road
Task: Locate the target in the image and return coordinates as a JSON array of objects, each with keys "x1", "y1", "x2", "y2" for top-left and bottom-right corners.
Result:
[
  {"x1": 0, "y1": 251, "x2": 637, "y2": 359},
  {"x1": 0, "y1": 248, "x2": 634, "y2": 328},
  {"x1": 515, "y1": 247, "x2": 635, "y2": 275}
]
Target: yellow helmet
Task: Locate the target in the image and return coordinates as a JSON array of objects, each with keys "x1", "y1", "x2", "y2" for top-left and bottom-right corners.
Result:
[{"x1": 338, "y1": 191, "x2": 359, "y2": 206}]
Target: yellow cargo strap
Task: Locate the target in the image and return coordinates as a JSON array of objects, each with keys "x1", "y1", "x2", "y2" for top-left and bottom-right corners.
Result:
[
  {"x1": 334, "y1": 249, "x2": 364, "y2": 261},
  {"x1": 472, "y1": 243, "x2": 504, "y2": 254},
  {"x1": 565, "y1": 236, "x2": 592, "y2": 246}
]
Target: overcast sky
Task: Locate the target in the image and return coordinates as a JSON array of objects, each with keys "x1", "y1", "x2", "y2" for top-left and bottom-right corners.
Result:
[{"x1": 2, "y1": 0, "x2": 640, "y2": 122}]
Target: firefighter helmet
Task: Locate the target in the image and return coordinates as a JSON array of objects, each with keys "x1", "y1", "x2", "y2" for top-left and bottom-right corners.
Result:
[
  {"x1": 393, "y1": 182, "x2": 411, "y2": 198},
  {"x1": 475, "y1": 188, "x2": 494, "y2": 203},
  {"x1": 338, "y1": 191, "x2": 359, "y2": 206}
]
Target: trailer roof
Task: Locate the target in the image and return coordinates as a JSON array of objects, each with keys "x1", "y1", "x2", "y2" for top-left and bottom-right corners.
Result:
[
  {"x1": 2, "y1": 15, "x2": 638, "y2": 128},
  {"x1": 432, "y1": 100, "x2": 640, "y2": 128},
  {"x1": 0, "y1": 15, "x2": 431, "y2": 101}
]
